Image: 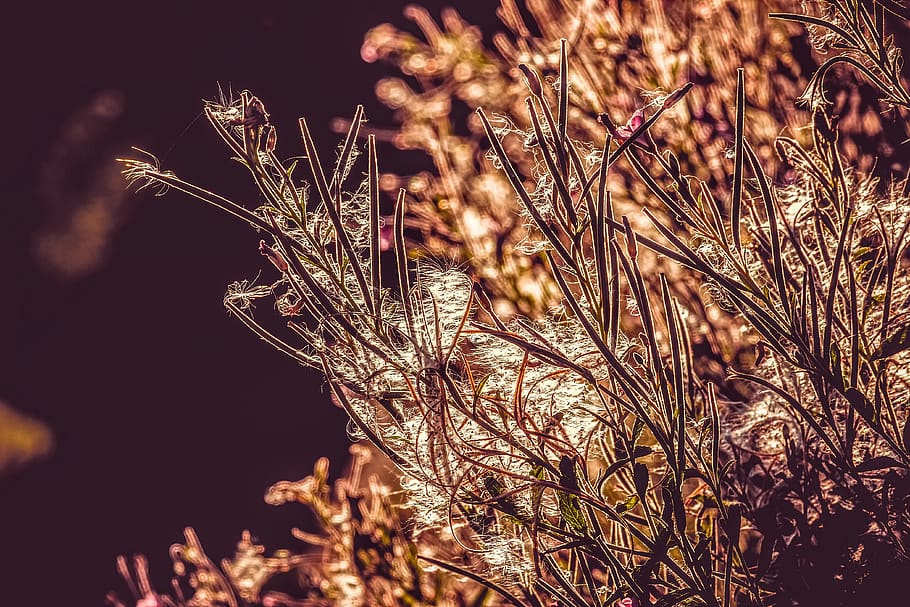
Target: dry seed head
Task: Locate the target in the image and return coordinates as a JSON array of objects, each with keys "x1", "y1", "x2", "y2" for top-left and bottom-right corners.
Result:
[
  {"x1": 118, "y1": 149, "x2": 171, "y2": 196},
  {"x1": 476, "y1": 533, "x2": 535, "y2": 586}
]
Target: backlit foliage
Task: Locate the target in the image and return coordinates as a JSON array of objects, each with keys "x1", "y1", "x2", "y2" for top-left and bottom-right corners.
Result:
[{"x1": 115, "y1": 1, "x2": 910, "y2": 605}]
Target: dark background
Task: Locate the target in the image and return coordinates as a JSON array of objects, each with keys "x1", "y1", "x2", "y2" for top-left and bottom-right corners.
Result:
[{"x1": 0, "y1": 2, "x2": 496, "y2": 605}]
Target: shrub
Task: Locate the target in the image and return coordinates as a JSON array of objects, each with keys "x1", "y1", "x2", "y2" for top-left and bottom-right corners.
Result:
[{"x1": 114, "y1": 1, "x2": 910, "y2": 605}]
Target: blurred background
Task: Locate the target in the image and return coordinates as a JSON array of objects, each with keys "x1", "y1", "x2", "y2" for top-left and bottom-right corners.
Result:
[{"x1": 0, "y1": 1, "x2": 495, "y2": 605}]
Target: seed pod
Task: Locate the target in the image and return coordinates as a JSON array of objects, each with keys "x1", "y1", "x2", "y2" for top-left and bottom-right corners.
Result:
[
  {"x1": 661, "y1": 82, "x2": 694, "y2": 110},
  {"x1": 259, "y1": 240, "x2": 288, "y2": 272},
  {"x1": 622, "y1": 215, "x2": 638, "y2": 259},
  {"x1": 518, "y1": 63, "x2": 544, "y2": 97}
]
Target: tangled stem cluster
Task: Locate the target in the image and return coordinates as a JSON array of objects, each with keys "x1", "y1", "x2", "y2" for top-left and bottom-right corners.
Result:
[{"x1": 114, "y1": 1, "x2": 910, "y2": 605}]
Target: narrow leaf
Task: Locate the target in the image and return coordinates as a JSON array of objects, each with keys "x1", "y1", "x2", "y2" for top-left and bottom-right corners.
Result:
[{"x1": 731, "y1": 68, "x2": 745, "y2": 250}]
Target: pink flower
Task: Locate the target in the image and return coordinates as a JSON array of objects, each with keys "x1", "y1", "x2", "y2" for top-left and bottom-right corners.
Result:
[
  {"x1": 614, "y1": 108, "x2": 645, "y2": 141},
  {"x1": 379, "y1": 221, "x2": 394, "y2": 252}
]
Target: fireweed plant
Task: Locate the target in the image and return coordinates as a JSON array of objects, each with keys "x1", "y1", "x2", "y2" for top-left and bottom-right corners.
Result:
[
  {"x1": 115, "y1": 0, "x2": 910, "y2": 605},
  {"x1": 354, "y1": 0, "x2": 910, "y2": 404}
]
